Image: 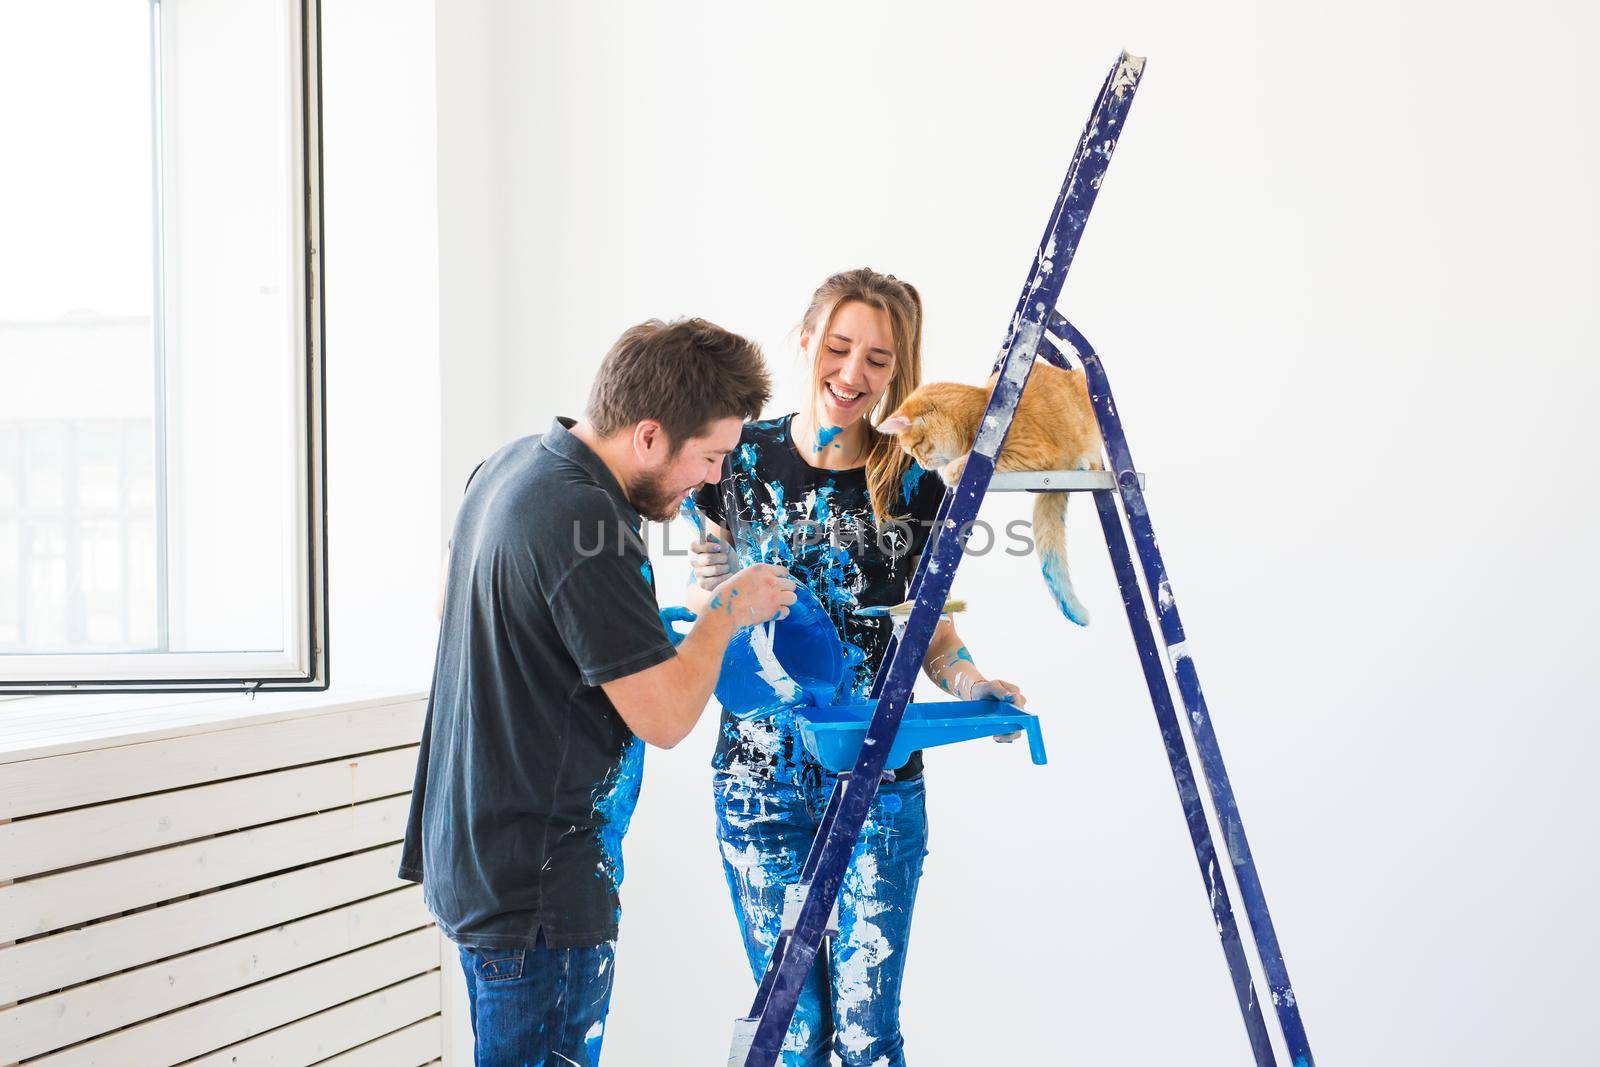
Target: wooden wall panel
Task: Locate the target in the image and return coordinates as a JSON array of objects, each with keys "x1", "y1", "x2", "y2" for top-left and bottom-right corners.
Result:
[{"x1": 0, "y1": 695, "x2": 445, "y2": 1066}]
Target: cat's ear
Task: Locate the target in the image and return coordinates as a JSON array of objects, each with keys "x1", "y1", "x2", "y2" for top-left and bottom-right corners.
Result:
[{"x1": 877, "y1": 415, "x2": 912, "y2": 435}]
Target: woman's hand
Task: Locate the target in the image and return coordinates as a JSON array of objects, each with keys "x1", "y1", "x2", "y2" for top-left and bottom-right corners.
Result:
[
  {"x1": 968, "y1": 677, "x2": 1027, "y2": 744},
  {"x1": 970, "y1": 678, "x2": 1026, "y2": 708},
  {"x1": 688, "y1": 536, "x2": 733, "y2": 591}
]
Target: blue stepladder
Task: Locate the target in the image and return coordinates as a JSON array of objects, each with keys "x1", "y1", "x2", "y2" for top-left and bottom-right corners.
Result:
[{"x1": 729, "y1": 51, "x2": 1316, "y2": 1067}]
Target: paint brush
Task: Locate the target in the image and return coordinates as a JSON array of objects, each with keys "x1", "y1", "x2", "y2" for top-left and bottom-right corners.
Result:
[{"x1": 855, "y1": 597, "x2": 966, "y2": 618}]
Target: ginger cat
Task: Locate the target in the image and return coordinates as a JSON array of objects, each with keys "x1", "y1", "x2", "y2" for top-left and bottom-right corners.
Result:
[{"x1": 877, "y1": 361, "x2": 1100, "y2": 625}]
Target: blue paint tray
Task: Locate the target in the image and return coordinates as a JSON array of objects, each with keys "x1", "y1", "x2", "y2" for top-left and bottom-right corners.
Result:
[{"x1": 791, "y1": 699, "x2": 1048, "y2": 775}]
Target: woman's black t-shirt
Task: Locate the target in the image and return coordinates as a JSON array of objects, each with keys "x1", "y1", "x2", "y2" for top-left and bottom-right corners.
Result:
[{"x1": 695, "y1": 414, "x2": 947, "y2": 783}]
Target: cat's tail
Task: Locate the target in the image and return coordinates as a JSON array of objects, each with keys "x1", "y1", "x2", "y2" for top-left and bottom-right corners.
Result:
[{"x1": 1032, "y1": 491, "x2": 1089, "y2": 626}]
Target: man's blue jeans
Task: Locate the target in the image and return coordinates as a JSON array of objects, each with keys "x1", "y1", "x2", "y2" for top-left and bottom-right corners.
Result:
[
  {"x1": 457, "y1": 933, "x2": 615, "y2": 1066},
  {"x1": 714, "y1": 771, "x2": 930, "y2": 1067}
]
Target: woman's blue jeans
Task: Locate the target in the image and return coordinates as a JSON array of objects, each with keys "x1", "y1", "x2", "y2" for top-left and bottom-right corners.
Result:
[
  {"x1": 714, "y1": 771, "x2": 930, "y2": 1067},
  {"x1": 456, "y1": 932, "x2": 615, "y2": 1066}
]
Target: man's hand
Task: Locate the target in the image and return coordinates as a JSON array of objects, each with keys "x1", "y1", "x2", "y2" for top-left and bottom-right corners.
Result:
[
  {"x1": 600, "y1": 562, "x2": 795, "y2": 749},
  {"x1": 705, "y1": 563, "x2": 797, "y2": 628}
]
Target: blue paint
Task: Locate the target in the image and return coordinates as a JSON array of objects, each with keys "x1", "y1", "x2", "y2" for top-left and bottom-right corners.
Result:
[
  {"x1": 899, "y1": 463, "x2": 929, "y2": 504},
  {"x1": 592, "y1": 737, "x2": 645, "y2": 921},
  {"x1": 1040, "y1": 545, "x2": 1090, "y2": 625},
  {"x1": 679, "y1": 493, "x2": 706, "y2": 535},
  {"x1": 814, "y1": 425, "x2": 843, "y2": 452},
  {"x1": 715, "y1": 584, "x2": 847, "y2": 718},
  {"x1": 658, "y1": 606, "x2": 695, "y2": 646},
  {"x1": 717, "y1": 463, "x2": 876, "y2": 716},
  {"x1": 812, "y1": 483, "x2": 832, "y2": 525}
]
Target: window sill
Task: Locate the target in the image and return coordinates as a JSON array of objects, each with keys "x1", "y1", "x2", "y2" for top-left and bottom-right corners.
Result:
[{"x1": 0, "y1": 685, "x2": 426, "y2": 765}]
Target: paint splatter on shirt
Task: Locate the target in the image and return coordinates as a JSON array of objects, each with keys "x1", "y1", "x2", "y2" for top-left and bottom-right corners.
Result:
[{"x1": 696, "y1": 414, "x2": 946, "y2": 782}]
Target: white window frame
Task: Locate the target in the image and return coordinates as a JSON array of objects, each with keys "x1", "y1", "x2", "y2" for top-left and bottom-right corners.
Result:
[{"x1": 0, "y1": 0, "x2": 328, "y2": 693}]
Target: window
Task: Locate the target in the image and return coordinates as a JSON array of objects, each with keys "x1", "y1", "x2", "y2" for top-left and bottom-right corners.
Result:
[{"x1": 0, "y1": 0, "x2": 327, "y2": 692}]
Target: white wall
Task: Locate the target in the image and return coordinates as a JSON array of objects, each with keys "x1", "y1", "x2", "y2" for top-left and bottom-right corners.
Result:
[
  {"x1": 434, "y1": 2, "x2": 1600, "y2": 1063},
  {"x1": 321, "y1": 0, "x2": 444, "y2": 690}
]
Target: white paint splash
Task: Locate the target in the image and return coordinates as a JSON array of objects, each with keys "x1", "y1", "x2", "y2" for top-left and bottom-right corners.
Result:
[
  {"x1": 717, "y1": 776, "x2": 781, "y2": 828},
  {"x1": 833, "y1": 850, "x2": 893, "y2": 1057},
  {"x1": 720, "y1": 840, "x2": 772, "y2": 889},
  {"x1": 1111, "y1": 52, "x2": 1146, "y2": 97},
  {"x1": 749, "y1": 620, "x2": 800, "y2": 703},
  {"x1": 975, "y1": 326, "x2": 1040, "y2": 457}
]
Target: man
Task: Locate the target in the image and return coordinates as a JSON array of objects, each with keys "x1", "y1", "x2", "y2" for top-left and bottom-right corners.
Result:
[{"x1": 399, "y1": 318, "x2": 795, "y2": 1066}]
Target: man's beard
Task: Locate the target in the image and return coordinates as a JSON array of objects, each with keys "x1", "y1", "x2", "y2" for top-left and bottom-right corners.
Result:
[{"x1": 626, "y1": 464, "x2": 683, "y2": 523}]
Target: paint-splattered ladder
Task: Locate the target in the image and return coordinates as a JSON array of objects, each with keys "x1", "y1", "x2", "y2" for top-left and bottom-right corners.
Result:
[{"x1": 731, "y1": 51, "x2": 1316, "y2": 1067}]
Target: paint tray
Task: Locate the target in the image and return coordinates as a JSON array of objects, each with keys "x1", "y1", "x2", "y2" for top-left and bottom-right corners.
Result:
[{"x1": 791, "y1": 699, "x2": 1048, "y2": 775}]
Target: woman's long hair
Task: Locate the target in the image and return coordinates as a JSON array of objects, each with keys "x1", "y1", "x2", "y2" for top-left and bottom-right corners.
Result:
[{"x1": 800, "y1": 268, "x2": 923, "y2": 524}]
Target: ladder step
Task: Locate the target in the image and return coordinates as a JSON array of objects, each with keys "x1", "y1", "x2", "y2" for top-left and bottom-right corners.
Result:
[
  {"x1": 728, "y1": 1017, "x2": 757, "y2": 1067},
  {"x1": 780, "y1": 882, "x2": 839, "y2": 939},
  {"x1": 985, "y1": 470, "x2": 1146, "y2": 492}
]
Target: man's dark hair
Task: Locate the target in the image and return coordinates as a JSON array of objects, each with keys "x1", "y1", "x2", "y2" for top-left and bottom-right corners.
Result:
[{"x1": 586, "y1": 318, "x2": 770, "y2": 447}]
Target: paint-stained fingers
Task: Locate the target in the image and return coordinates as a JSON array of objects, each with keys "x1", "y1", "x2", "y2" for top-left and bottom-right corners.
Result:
[
  {"x1": 693, "y1": 563, "x2": 732, "y2": 591},
  {"x1": 689, "y1": 538, "x2": 733, "y2": 589},
  {"x1": 988, "y1": 677, "x2": 1026, "y2": 743},
  {"x1": 688, "y1": 537, "x2": 725, "y2": 557},
  {"x1": 721, "y1": 562, "x2": 796, "y2": 626},
  {"x1": 971, "y1": 677, "x2": 1027, "y2": 707},
  {"x1": 996, "y1": 679, "x2": 1027, "y2": 708},
  {"x1": 689, "y1": 539, "x2": 730, "y2": 566},
  {"x1": 979, "y1": 684, "x2": 1030, "y2": 710}
]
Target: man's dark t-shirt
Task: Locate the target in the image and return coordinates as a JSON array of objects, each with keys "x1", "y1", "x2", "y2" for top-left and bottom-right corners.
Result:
[
  {"x1": 398, "y1": 417, "x2": 675, "y2": 949},
  {"x1": 695, "y1": 414, "x2": 946, "y2": 783}
]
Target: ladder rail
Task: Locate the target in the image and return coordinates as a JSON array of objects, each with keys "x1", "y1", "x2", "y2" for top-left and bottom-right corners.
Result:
[
  {"x1": 1054, "y1": 313, "x2": 1316, "y2": 1066},
  {"x1": 741, "y1": 51, "x2": 1149, "y2": 1066},
  {"x1": 1034, "y1": 334, "x2": 1277, "y2": 1061},
  {"x1": 1093, "y1": 486, "x2": 1277, "y2": 1064}
]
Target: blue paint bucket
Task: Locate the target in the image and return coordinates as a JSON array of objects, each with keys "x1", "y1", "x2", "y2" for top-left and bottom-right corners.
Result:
[{"x1": 713, "y1": 584, "x2": 846, "y2": 718}]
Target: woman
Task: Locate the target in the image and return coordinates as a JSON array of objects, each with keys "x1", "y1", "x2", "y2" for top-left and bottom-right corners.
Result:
[{"x1": 685, "y1": 268, "x2": 1027, "y2": 1066}]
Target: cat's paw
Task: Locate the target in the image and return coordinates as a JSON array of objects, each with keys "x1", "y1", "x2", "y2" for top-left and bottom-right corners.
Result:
[{"x1": 939, "y1": 457, "x2": 968, "y2": 487}]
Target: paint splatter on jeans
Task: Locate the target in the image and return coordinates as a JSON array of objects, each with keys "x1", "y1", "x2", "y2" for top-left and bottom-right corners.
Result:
[
  {"x1": 457, "y1": 932, "x2": 615, "y2": 1066},
  {"x1": 714, "y1": 771, "x2": 929, "y2": 1067}
]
